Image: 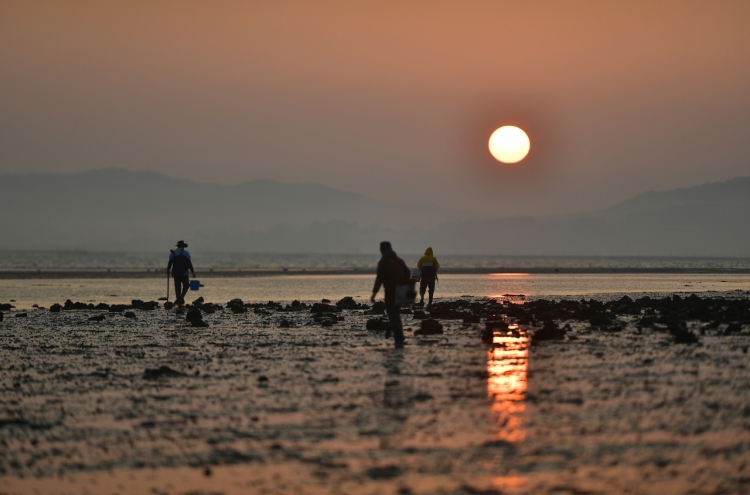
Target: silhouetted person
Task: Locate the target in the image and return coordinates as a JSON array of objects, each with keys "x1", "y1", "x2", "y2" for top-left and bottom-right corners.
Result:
[
  {"x1": 417, "y1": 247, "x2": 440, "y2": 308},
  {"x1": 167, "y1": 240, "x2": 195, "y2": 305},
  {"x1": 371, "y1": 241, "x2": 410, "y2": 348}
]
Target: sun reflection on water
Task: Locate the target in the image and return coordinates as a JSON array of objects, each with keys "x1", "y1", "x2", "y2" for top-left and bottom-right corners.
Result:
[{"x1": 487, "y1": 324, "x2": 529, "y2": 443}]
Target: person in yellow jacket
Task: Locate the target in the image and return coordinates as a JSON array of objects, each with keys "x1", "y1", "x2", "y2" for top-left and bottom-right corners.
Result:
[{"x1": 417, "y1": 247, "x2": 440, "y2": 308}]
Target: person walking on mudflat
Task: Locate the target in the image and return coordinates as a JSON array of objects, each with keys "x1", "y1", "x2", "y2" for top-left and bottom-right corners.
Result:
[
  {"x1": 417, "y1": 247, "x2": 440, "y2": 308},
  {"x1": 371, "y1": 241, "x2": 411, "y2": 349},
  {"x1": 167, "y1": 240, "x2": 195, "y2": 306}
]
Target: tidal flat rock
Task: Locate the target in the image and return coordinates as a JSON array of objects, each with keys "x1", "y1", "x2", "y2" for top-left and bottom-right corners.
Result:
[
  {"x1": 227, "y1": 299, "x2": 247, "y2": 314},
  {"x1": 124, "y1": 311, "x2": 136, "y2": 319},
  {"x1": 15, "y1": 313, "x2": 28, "y2": 318},
  {"x1": 191, "y1": 319, "x2": 209, "y2": 328},
  {"x1": 673, "y1": 328, "x2": 699, "y2": 344},
  {"x1": 143, "y1": 366, "x2": 186, "y2": 380},
  {"x1": 131, "y1": 300, "x2": 159, "y2": 311},
  {"x1": 0, "y1": 303, "x2": 13, "y2": 311},
  {"x1": 366, "y1": 318, "x2": 389, "y2": 330},
  {"x1": 163, "y1": 301, "x2": 175, "y2": 310},
  {"x1": 336, "y1": 296, "x2": 360, "y2": 310},
  {"x1": 531, "y1": 320, "x2": 566, "y2": 342},
  {"x1": 366, "y1": 465, "x2": 401, "y2": 480},
  {"x1": 186, "y1": 309, "x2": 203, "y2": 321},
  {"x1": 485, "y1": 319, "x2": 508, "y2": 331},
  {"x1": 462, "y1": 314, "x2": 481, "y2": 324},
  {"x1": 88, "y1": 314, "x2": 106, "y2": 322},
  {"x1": 415, "y1": 319, "x2": 443, "y2": 336},
  {"x1": 49, "y1": 304, "x2": 62, "y2": 313},
  {"x1": 310, "y1": 303, "x2": 337, "y2": 314}
]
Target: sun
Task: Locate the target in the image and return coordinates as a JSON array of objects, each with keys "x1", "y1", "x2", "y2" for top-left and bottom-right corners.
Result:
[{"x1": 488, "y1": 126, "x2": 530, "y2": 163}]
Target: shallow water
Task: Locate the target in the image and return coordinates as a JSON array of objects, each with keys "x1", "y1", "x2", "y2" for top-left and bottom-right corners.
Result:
[
  {"x1": 1, "y1": 273, "x2": 749, "y2": 309},
  {"x1": 3, "y1": 251, "x2": 750, "y2": 271}
]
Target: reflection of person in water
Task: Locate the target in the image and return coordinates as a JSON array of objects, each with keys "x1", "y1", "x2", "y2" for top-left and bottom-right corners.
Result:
[{"x1": 378, "y1": 350, "x2": 413, "y2": 448}]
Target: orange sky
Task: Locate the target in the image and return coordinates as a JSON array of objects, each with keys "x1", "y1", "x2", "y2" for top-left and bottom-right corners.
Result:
[{"x1": 1, "y1": 0, "x2": 749, "y2": 215}]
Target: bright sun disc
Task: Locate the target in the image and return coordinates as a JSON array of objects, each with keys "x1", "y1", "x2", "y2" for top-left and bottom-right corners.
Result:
[{"x1": 489, "y1": 126, "x2": 530, "y2": 163}]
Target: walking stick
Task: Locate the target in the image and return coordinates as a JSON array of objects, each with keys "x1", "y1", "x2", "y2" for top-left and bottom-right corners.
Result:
[{"x1": 166, "y1": 270, "x2": 170, "y2": 302}]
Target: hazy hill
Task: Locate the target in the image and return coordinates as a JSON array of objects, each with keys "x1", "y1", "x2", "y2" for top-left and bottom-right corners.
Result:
[
  {"x1": 1, "y1": 170, "x2": 748, "y2": 256},
  {"x1": 435, "y1": 177, "x2": 750, "y2": 256},
  {"x1": 0, "y1": 169, "x2": 462, "y2": 251}
]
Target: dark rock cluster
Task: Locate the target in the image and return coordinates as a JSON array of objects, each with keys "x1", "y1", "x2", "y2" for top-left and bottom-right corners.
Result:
[
  {"x1": 414, "y1": 319, "x2": 443, "y2": 336},
  {"x1": 423, "y1": 294, "x2": 750, "y2": 344}
]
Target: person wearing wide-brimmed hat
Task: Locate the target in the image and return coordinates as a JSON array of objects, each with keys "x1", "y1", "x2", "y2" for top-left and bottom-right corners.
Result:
[{"x1": 167, "y1": 240, "x2": 195, "y2": 305}]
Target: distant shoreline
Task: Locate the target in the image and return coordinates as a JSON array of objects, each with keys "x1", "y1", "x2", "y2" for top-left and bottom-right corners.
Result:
[{"x1": 3, "y1": 267, "x2": 750, "y2": 279}]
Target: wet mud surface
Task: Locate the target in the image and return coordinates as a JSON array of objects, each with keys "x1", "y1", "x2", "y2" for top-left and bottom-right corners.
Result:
[{"x1": 1, "y1": 294, "x2": 750, "y2": 494}]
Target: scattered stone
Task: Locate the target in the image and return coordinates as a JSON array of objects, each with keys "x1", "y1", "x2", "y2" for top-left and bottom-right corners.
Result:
[
  {"x1": 336, "y1": 296, "x2": 359, "y2": 310},
  {"x1": 186, "y1": 309, "x2": 203, "y2": 321},
  {"x1": 192, "y1": 297, "x2": 205, "y2": 305},
  {"x1": 462, "y1": 314, "x2": 481, "y2": 324},
  {"x1": 227, "y1": 299, "x2": 247, "y2": 314},
  {"x1": 143, "y1": 366, "x2": 186, "y2": 380},
  {"x1": 131, "y1": 300, "x2": 159, "y2": 311},
  {"x1": 366, "y1": 465, "x2": 401, "y2": 480},
  {"x1": 0, "y1": 303, "x2": 13, "y2": 311},
  {"x1": 50, "y1": 304, "x2": 62, "y2": 313},
  {"x1": 124, "y1": 311, "x2": 136, "y2": 319},
  {"x1": 485, "y1": 319, "x2": 508, "y2": 331},
  {"x1": 415, "y1": 319, "x2": 443, "y2": 336},
  {"x1": 279, "y1": 319, "x2": 291, "y2": 328},
  {"x1": 724, "y1": 322, "x2": 742, "y2": 335},
  {"x1": 310, "y1": 303, "x2": 337, "y2": 314},
  {"x1": 88, "y1": 314, "x2": 106, "y2": 322},
  {"x1": 191, "y1": 319, "x2": 209, "y2": 328},
  {"x1": 15, "y1": 312, "x2": 27, "y2": 318},
  {"x1": 321, "y1": 298, "x2": 331, "y2": 303},
  {"x1": 532, "y1": 320, "x2": 566, "y2": 342},
  {"x1": 163, "y1": 301, "x2": 175, "y2": 310},
  {"x1": 366, "y1": 318, "x2": 389, "y2": 331},
  {"x1": 673, "y1": 328, "x2": 699, "y2": 344}
]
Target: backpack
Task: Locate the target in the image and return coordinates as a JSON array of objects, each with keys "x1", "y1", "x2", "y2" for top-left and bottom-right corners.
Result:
[{"x1": 171, "y1": 250, "x2": 190, "y2": 277}]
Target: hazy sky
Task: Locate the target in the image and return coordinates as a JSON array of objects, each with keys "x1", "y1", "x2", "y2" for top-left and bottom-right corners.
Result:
[{"x1": 2, "y1": 1, "x2": 749, "y2": 216}]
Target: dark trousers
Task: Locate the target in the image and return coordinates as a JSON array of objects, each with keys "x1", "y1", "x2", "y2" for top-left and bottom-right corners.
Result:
[
  {"x1": 420, "y1": 278, "x2": 436, "y2": 303},
  {"x1": 173, "y1": 276, "x2": 189, "y2": 303},
  {"x1": 385, "y1": 302, "x2": 405, "y2": 347}
]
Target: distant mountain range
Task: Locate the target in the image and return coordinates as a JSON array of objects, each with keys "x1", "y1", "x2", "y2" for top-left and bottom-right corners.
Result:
[{"x1": 1, "y1": 169, "x2": 749, "y2": 256}]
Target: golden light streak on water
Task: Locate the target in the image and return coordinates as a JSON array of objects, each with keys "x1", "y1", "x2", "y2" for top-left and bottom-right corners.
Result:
[{"x1": 487, "y1": 331, "x2": 529, "y2": 443}]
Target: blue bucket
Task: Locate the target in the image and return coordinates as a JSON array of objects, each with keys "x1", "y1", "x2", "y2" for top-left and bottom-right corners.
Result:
[{"x1": 189, "y1": 280, "x2": 200, "y2": 291}]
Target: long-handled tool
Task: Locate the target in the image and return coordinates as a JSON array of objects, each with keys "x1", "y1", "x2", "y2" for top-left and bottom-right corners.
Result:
[{"x1": 166, "y1": 270, "x2": 170, "y2": 302}]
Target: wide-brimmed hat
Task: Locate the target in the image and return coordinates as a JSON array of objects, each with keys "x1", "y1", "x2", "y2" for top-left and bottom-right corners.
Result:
[{"x1": 175, "y1": 240, "x2": 188, "y2": 248}]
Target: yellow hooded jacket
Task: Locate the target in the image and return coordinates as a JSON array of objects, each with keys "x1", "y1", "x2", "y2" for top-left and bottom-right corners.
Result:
[{"x1": 417, "y1": 247, "x2": 440, "y2": 279}]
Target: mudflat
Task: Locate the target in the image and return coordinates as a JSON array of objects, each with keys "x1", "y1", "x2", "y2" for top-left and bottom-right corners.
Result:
[{"x1": 1, "y1": 295, "x2": 749, "y2": 494}]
